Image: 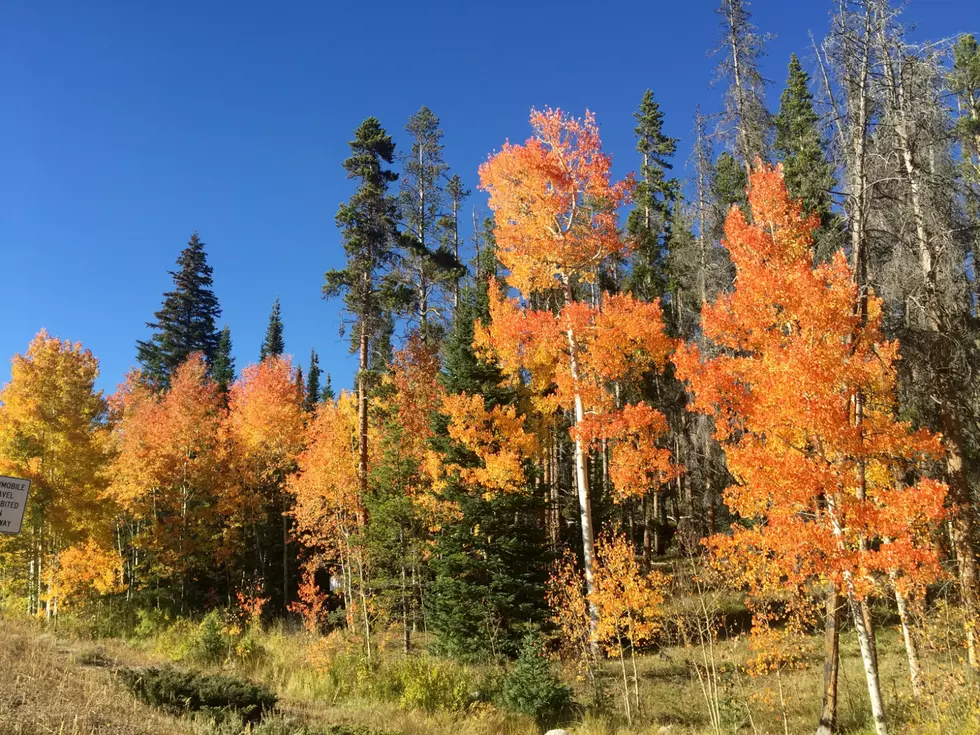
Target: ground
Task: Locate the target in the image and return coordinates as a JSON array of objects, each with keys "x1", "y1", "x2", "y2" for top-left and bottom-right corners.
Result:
[{"x1": 0, "y1": 611, "x2": 977, "y2": 735}]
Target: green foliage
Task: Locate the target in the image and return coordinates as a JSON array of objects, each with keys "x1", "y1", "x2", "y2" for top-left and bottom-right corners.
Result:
[
  {"x1": 188, "y1": 611, "x2": 231, "y2": 665},
  {"x1": 427, "y1": 274, "x2": 551, "y2": 660},
  {"x1": 774, "y1": 54, "x2": 835, "y2": 226},
  {"x1": 306, "y1": 348, "x2": 322, "y2": 411},
  {"x1": 395, "y1": 656, "x2": 473, "y2": 713},
  {"x1": 260, "y1": 297, "x2": 285, "y2": 360},
  {"x1": 325, "y1": 117, "x2": 409, "y2": 358},
  {"x1": 498, "y1": 636, "x2": 573, "y2": 725},
  {"x1": 136, "y1": 231, "x2": 222, "y2": 385},
  {"x1": 118, "y1": 665, "x2": 277, "y2": 723},
  {"x1": 212, "y1": 325, "x2": 236, "y2": 393},
  {"x1": 626, "y1": 88, "x2": 679, "y2": 301}
]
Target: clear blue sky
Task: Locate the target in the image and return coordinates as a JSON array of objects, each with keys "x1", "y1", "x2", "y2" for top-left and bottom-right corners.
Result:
[{"x1": 0, "y1": 0, "x2": 973, "y2": 395}]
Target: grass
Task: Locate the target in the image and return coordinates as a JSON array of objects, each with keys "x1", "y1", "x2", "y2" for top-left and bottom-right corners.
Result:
[{"x1": 0, "y1": 608, "x2": 978, "y2": 734}]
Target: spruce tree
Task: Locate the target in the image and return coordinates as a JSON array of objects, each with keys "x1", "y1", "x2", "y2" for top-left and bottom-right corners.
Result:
[
  {"x1": 400, "y1": 106, "x2": 462, "y2": 341},
  {"x1": 321, "y1": 373, "x2": 335, "y2": 402},
  {"x1": 325, "y1": 117, "x2": 406, "y2": 499},
  {"x1": 260, "y1": 298, "x2": 285, "y2": 360},
  {"x1": 774, "y1": 54, "x2": 835, "y2": 225},
  {"x1": 212, "y1": 325, "x2": 236, "y2": 393},
  {"x1": 427, "y1": 243, "x2": 550, "y2": 659},
  {"x1": 626, "y1": 89, "x2": 679, "y2": 301},
  {"x1": 304, "y1": 349, "x2": 322, "y2": 412},
  {"x1": 136, "y1": 232, "x2": 222, "y2": 385}
]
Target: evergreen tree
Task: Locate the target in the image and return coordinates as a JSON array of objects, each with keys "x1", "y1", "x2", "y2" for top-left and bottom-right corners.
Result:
[
  {"x1": 212, "y1": 325, "x2": 236, "y2": 393},
  {"x1": 714, "y1": 0, "x2": 772, "y2": 167},
  {"x1": 260, "y1": 298, "x2": 285, "y2": 360},
  {"x1": 305, "y1": 349, "x2": 322, "y2": 412},
  {"x1": 321, "y1": 373, "x2": 335, "y2": 402},
  {"x1": 626, "y1": 89, "x2": 679, "y2": 301},
  {"x1": 400, "y1": 106, "x2": 462, "y2": 340},
  {"x1": 294, "y1": 365, "x2": 304, "y2": 394},
  {"x1": 325, "y1": 117, "x2": 407, "y2": 500},
  {"x1": 712, "y1": 151, "x2": 749, "y2": 218},
  {"x1": 136, "y1": 232, "x2": 222, "y2": 385},
  {"x1": 427, "y1": 244, "x2": 550, "y2": 659},
  {"x1": 774, "y1": 54, "x2": 835, "y2": 225}
]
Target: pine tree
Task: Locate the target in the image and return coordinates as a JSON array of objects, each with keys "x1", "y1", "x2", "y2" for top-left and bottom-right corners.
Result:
[
  {"x1": 325, "y1": 117, "x2": 406, "y2": 502},
  {"x1": 260, "y1": 298, "x2": 285, "y2": 360},
  {"x1": 305, "y1": 349, "x2": 322, "y2": 412},
  {"x1": 774, "y1": 54, "x2": 835, "y2": 226},
  {"x1": 626, "y1": 89, "x2": 679, "y2": 302},
  {"x1": 136, "y1": 232, "x2": 222, "y2": 385},
  {"x1": 212, "y1": 326, "x2": 236, "y2": 393},
  {"x1": 294, "y1": 365, "x2": 304, "y2": 394}
]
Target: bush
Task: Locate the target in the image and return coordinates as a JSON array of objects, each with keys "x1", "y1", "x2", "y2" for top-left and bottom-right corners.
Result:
[
  {"x1": 498, "y1": 636, "x2": 573, "y2": 724},
  {"x1": 134, "y1": 607, "x2": 170, "y2": 639},
  {"x1": 396, "y1": 655, "x2": 473, "y2": 714},
  {"x1": 118, "y1": 665, "x2": 277, "y2": 723}
]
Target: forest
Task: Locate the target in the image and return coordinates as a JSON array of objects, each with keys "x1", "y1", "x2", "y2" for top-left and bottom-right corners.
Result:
[{"x1": 1, "y1": 1, "x2": 980, "y2": 734}]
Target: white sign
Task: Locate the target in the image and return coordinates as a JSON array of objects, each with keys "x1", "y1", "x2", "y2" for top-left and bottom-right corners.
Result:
[{"x1": 0, "y1": 476, "x2": 30, "y2": 535}]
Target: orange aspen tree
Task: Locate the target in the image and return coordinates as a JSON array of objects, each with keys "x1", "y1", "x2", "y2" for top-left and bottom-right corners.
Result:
[
  {"x1": 0, "y1": 330, "x2": 114, "y2": 616},
  {"x1": 289, "y1": 393, "x2": 375, "y2": 657},
  {"x1": 674, "y1": 166, "x2": 948, "y2": 735},
  {"x1": 478, "y1": 109, "x2": 675, "y2": 642},
  {"x1": 107, "y1": 354, "x2": 227, "y2": 604},
  {"x1": 222, "y1": 355, "x2": 306, "y2": 609}
]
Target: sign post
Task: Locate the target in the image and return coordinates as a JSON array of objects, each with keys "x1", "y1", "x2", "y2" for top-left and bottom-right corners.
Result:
[{"x1": 0, "y1": 476, "x2": 30, "y2": 535}]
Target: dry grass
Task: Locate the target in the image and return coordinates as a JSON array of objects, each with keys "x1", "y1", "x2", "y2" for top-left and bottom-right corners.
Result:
[
  {"x1": 1, "y1": 611, "x2": 979, "y2": 735},
  {"x1": 0, "y1": 618, "x2": 190, "y2": 734}
]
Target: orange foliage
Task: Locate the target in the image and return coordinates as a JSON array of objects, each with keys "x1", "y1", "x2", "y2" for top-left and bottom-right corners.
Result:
[
  {"x1": 435, "y1": 392, "x2": 537, "y2": 498},
  {"x1": 673, "y1": 165, "x2": 948, "y2": 601},
  {"x1": 221, "y1": 355, "x2": 306, "y2": 572},
  {"x1": 107, "y1": 354, "x2": 227, "y2": 583},
  {"x1": 478, "y1": 108, "x2": 633, "y2": 294},
  {"x1": 289, "y1": 392, "x2": 364, "y2": 555}
]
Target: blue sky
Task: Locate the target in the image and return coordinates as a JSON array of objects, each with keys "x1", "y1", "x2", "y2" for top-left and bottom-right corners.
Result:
[{"x1": 0, "y1": 0, "x2": 974, "y2": 395}]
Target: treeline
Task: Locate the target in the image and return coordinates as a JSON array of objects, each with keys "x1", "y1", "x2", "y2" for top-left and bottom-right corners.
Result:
[{"x1": 1, "y1": 2, "x2": 980, "y2": 734}]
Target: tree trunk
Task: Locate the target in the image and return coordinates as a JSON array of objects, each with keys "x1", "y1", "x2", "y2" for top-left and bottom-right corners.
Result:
[
  {"x1": 565, "y1": 283, "x2": 599, "y2": 654},
  {"x1": 816, "y1": 585, "x2": 841, "y2": 735},
  {"x1": 357, "y1": 325, "x2": 369, "y2": 522},
  {"x1": 890, "y1": 575, "x2": 923, "y2": 697},
  {"x1": 847, "y1": 583, "x2": 888, "y2": 735}
]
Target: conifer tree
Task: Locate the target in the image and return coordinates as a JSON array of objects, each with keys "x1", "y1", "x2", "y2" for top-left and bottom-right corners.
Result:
[
  {"x1": 714, "y1": 0, "x2": 771, "y2": 168},
  {"x1": 136, "y1": 232, "x2": 222, "y2": 385},
  {"x1": 325, "y1": 117, "x2": 406, "y2": 502},
  {"x1": 260, "y1": 298, "x2": 285, "y2": 360},
  {"x1": 626, "y1": 89, "x2": 679, "y2": 301},
  {"x1": 305, "y1": 349, "x2": 322, "y2": 412},
  {"x1": 400, "y1": 106, "x2": 462, "y2": 340},
  {"x1": 428, "y1": 246, "x2": 550, "y2": 658},
  {"x1": 774, "y1": 54, "x2": 835, "y2": 227},
  {"x1": 212, "y1": 326, "x2": 236, "y2": 393},
  {"x1": 321, "y1": 373, "x2": 335, "y2": 402}
]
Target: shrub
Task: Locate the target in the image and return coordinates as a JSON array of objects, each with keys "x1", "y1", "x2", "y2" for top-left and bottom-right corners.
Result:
[
  {"x1": 396, "y1": 655, "x2": 473, "y2": 713},
  {"x1": 498, "y1": 636, "x2": 573, "y2": 724},
  {"x1": 118, "y1": 665, "x2": 277, "y2": 723},
  {"x1": 134, "y1": 607, "x2": 170, "y2": 639}
]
